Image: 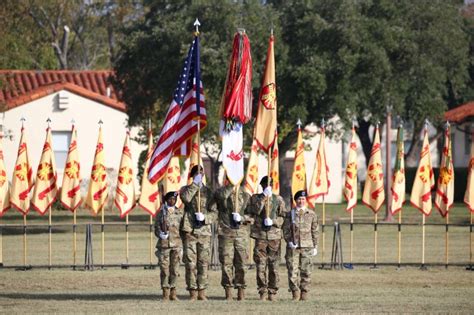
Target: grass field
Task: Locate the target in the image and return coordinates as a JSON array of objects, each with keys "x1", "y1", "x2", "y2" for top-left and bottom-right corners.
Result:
[{"x1": 0, "y1": 203, "x2": 473, "y2": 313}]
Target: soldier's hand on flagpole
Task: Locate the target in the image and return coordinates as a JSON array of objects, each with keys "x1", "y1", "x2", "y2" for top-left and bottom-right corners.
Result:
[
  {"x1": 195, "y1": 212, "x2": 205, "y2": 222},
  {"x1": 232, "y1": 212, "x2": 242, "y2": 222},
  {"x1": 288, "y1": 241, "x2": 298, "y2": 249},
  {"x1": 264, "y1": 217, "x2": 273, "y2": 227},
  {"x1": 159, "y1": 232, "x2": 169, "y2": 240},
  {"x1": 263, "y1": 186, "x2": 272, "y2": 197},
  {"x1": 193, "y1": 173, "x2": 203, "y2": 187},
  {"x1": 311, "y1": 247, "x2": 318, "y2": 256}
]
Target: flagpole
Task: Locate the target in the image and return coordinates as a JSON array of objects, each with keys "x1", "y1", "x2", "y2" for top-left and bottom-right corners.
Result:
[
  {"x1": 195, "y1": 19, "x2": 202, "y2": 215},
  {"x1": 445, "y1": 213, "x2": 449, "y2": 268},
  {"x1": 49, "y1": 207, "x2": 52, "y2": 268},
  {"x1": 322, "y1": 195, "x2": 326, "y2": 266},
  {"x1": 374, "y1": 212, "x2": 378, "y2": 268},
  {"x1": 350, "y1": 209, "x2": 353, "y2": 265},
  {"x1": 23, "y1": 214, "x2": 27, "y2": 268},
  {"x1": 125, "y1": 214, "x2": 129, "y2": 266},
  {"x1": 421, "y1": 214, "x2": 426, "y2": 269},
  {"x1": 73, "y1": 210, "x2": 77, "y2": 269},
  {"x1": 101, "y1": 204, "x2": 105, "y2": 268},
  {"x1": 470, "y1": 212, "x2": 473, "y2": 270},
  {"x1": 398, "y1": 211, "x2": 402, "y2": 268},
  {"x1": 149, "y1": 215, "x2": 154, "y2": 267},
  {"x1": 266, "y1": 147, "x2": 271, "y2": 219}
]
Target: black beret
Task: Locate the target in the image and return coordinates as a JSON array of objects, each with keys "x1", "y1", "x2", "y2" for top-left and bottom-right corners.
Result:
[
  {"x1": 189, "y1": 165, "x2": 203, "y2": 178},
  {"x1": 164, "y1": 191, "x2": 178, "y2": 201},
  {"x1": 259, "y1": 176, "x2": 272, "y2": 188},
  {"x1": 294, "y1": 190, "x2": 307, "y2": 201}
]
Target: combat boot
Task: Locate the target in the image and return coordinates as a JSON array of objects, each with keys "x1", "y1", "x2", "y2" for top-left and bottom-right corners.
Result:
[
  {"x1": 300, "y1": 291, "x2": 308, "y2": 301},
  {"x1": 162, "y1": 288, "x2": 170, "y2": 301},
  {"x1": 237, "y1": 288, "x2": 245, "y2": 301},
  {"x1": 189, "y1": 289, "x2": 197, "y2": 301},
  {"x1": 170, "y1": 288, "x2": 179, "y2": 301},
  {"x1": 225, "y1": 287, "x2": 233, "y2": 301},
  {"x1": 268, "y1": 292, "x2": 277, "y2": 302},
  {"x1": 259, "y1": 292, "x2": 267, "y2": 301},
  {"x1": 198, "y1": 289, "x2": 208, "y2": 301},
  {"x1": 292, "y1": 290, "x2": 300, "y2": 301}
]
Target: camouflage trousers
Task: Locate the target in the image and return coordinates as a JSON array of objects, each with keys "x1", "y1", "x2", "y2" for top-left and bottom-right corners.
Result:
[
  {"x1": 285, "y1": 248, "x2": 312, "y2": 292},
  {"x1": 156, "y1": 247, "x2": 181, "y2": 289},
  {"x1": 218, "y1": 235, "x2": 249, "y2": 288},
  {"x1": 182, "y1": 233, "x2": 211, "y2": 291},
  {"x1": 253, "y1": 239, "x2": 281, "y2": 294}
]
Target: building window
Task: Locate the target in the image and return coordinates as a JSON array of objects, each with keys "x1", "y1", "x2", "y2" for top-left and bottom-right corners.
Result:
[{"x1": 52, "y1": 131, "x2": 71, "y2": 171}]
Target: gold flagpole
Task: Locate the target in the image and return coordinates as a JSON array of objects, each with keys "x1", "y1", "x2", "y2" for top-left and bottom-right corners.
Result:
[
  {"x1": 101, "y1": 205, "x2": 105, "y2": 267},
  {"x1": 23, "y1": 214, "x2": 27, "y2": 267},
  {"x1": 73, "y1": 211, "x2": 77, "y2": 268},
  {"x1": 445, "y1": 213, "x2": 449, "y2": 268},
  {"x1": 266, "y1": 148, "x2": 271, "y2": 219},
  {"x1": 470, "y1": 212, "x2": 473, "y2": 269},
  {"x1": 49, "y1": 207, "x2": 52, "y2": 268},
  {"x1": 125, "y1": 214, "x2": 129, "y2": 265},
  {"x1": 0, "y1": 217, "x2": 3, "y2": 266},
  {"x1": 322, "y1": 196, "x2": 326, "y2": 266},
  {"x1": 150, "y1": 215, "x2": 154, "y2": 266},
  {"x1": 422, "y1": 214, "x2": 426, "y2": 269},
  {"x1": 398, "y1": 211, "x2": 402, "y2": 268},
  {"x1": 350, "y1": 209, "x2": 353, "y2": 264},
  {"x1": 374, "y1": 212, "x2": 378, "y2": 267}
]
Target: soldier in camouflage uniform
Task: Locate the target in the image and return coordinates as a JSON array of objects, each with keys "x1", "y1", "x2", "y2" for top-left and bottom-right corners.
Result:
[
  {"x1": 283, "y1": 190, "x2": 319, "y2": 301},
  {"x1": 214, "y1": 180, "x2": 252, "y2": 301},
  {"x1": 154, "y1": 191, "x2": 183, "y2": 301},
  {"x1": 245, "y1": 176, "x2": 287, "y2": 301},
  {"x1": 180, "y1": 165, "x2": 217, "y2": 301}
]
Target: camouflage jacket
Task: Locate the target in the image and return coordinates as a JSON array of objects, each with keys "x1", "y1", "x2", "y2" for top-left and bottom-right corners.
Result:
[
  {"x1": 283, "y1": 207, "x2": 319, "y2": 248},
  {"x1": 245, "y1": 193, "x2": 287, "y2": 240},
  {"x1": 214, "y1": 185, "x2": 252, "y2": 238},
  {"x1": 154, "y1": 204, "x2": 184, "y2": 249},
  {"x1": 180, "y1": 183, "x2": 217, "y2": 237}
]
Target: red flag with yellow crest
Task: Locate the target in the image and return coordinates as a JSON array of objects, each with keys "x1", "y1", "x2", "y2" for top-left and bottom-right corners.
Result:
[
  {"x1": 308, "y1": 126, "x2": 330, "y2": 208},
  {"x1": 85, "y1": 127, "x2": 109, "y2": 214},
  {"x1": 60, "y1": 125, "x2": 82, "y2": 212},
  {"x1": 31, "y1": 127, "x2": 57, "y2": 215},
  {"x1": 114, "y1": 131, "x2": 136, "y2": 218},
  {"x1": 269, "y1": 135, "x2": 280, "y2": 195}
]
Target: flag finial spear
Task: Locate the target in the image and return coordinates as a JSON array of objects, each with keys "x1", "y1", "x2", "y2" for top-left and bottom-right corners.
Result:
[
  {"x1": 46, "y1": 117, "x2": 51, "y2": 128},
  {"x1": 98, "y1": 119, "x2": 103, "y2": 127},
  {"x1": 194, "y1": 18, "x2": 201, "y2": 35},
  {"x1": 297, "y1": 118, "x2": 302, "y2": 130},
  {"x1": 445, "y1": 120, "x2": 450, "y2": 129},
  {"x1": 321, "y1": 118, "x2": 326, "y2": 129},
  {"x1": 148, "y1": 118, "x2": 151, "y2": 131},
  {"x1": 71, "y1": 118, "x2": 75, "y2": 125},
  {"x1": 20, "y1": 117, "x2": 26, "y2": 128},
  {"x1": 424, "y1": 119, "x2": 429, "y2": 130}
]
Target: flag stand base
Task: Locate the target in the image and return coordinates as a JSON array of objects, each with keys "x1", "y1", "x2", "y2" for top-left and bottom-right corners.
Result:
[
  {"x1": 466, "y1": 265, "x2": 473, "y2": 271},
  {"x1": 15, "y1": 265, "x2": 32, "y2": 271},
  {"x1": 343, "y1": 263, "x2": 354, "y2": 270},
  {"x1": 370, "y1": 264, "x2": 379, "y2": 270},
  {"x1": 144, "y1": 264, "x2": 156, "y2": 270},
  {"x1": 121, "y1": 263, "x2": 129, "y2": 269},
  {"x1": 330, "y1": 222, "x2": 344, "y2": 270},
  {"x1": 420, "y1": 264, "x2": 428, "y2": 270}
]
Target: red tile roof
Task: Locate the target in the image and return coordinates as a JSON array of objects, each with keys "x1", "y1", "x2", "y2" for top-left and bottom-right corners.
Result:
[
  {"x1": 444, "y1": 102, "x2": 474, "y2": 123},
  {"x1": 0, "y1": 70, "x2": 126, "y2": 112}
]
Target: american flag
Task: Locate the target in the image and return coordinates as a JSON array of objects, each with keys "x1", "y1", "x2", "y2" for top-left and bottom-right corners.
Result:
[{"x1": 148, "y1": 35, "x2": 206, "y2": 184}]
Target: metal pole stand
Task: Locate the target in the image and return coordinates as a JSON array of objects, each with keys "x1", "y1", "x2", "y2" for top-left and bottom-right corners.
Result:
[
  {"x1": 84, "y1": 224, "x2": 94, "y2": 271},
  {"x1": 330, "y1": 222, "x2": 344, "y2": 270}
]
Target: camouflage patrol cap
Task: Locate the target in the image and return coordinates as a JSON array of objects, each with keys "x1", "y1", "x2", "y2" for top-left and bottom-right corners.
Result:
[{"x1": 294, "y1": 190, "x2": 307, "y2": 201}]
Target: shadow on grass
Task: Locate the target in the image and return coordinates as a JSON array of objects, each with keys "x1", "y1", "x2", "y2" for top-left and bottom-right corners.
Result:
[{"x1": 0, "y1": 293, "x2": 230, "y2": 301}]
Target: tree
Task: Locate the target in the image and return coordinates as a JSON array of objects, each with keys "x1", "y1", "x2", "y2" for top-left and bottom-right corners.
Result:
[{"x1": 113, "y1": 0, "x2": 282, "y2": 184}]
